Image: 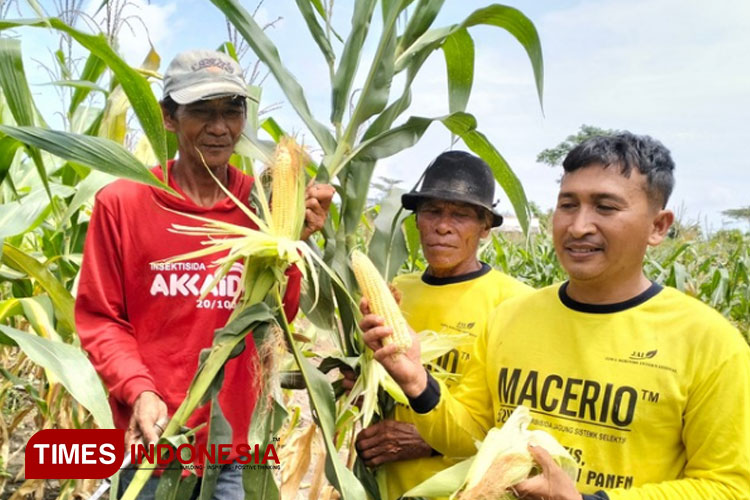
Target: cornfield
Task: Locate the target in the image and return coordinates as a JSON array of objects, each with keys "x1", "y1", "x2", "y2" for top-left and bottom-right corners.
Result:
[{"x1": 0, "y1": 1, "x2": 747, "y2": 499}]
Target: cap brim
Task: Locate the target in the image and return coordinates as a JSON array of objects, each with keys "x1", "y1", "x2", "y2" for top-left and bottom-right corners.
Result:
[
  {"x1": 169, "y1": 81, "x2": 249, "y2": 105},
  {"x1": 402, "y1": 192, "x2": 503, "y2": 228}
]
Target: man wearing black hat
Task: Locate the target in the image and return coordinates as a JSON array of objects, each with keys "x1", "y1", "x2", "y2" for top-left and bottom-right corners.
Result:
[{"x1": 354, "y1": 151, "x2": 531, "y2": 499}]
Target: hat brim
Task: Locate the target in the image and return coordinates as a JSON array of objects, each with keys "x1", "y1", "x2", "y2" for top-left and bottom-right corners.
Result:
[
  {"x1": 402, "y1": 191, "x2": 503, "y2": 228},
  {"x1": 169, "y1": 81, "x2": 249, "y2": 105}
]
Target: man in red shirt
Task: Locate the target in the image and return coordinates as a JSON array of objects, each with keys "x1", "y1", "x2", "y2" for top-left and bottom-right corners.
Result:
[{"x1": 75, "y1": 49, "x2": 334, "y2": 498}]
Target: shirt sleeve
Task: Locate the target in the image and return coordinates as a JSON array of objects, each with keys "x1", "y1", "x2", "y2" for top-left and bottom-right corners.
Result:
[
  {"x1": 75, "y1": 196, "x2": 161, "y2": 407},
  {"x1": 606, "y1": 347, "x2": 750, "y2": 500},
  {"x1": 410, "y1": 315, "x2": 498, "y2": 458}
]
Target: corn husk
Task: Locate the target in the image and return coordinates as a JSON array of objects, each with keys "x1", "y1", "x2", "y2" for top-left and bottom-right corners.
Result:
[
  {"x1": 404, "y1": 406, "x2": 577, "y2": 499},
  {"x1": 339, "y1": 329, "x2": 470, "y2": 428},
  {"x1": 156, "y1": 137, "x2": 344, "y2": 316}
]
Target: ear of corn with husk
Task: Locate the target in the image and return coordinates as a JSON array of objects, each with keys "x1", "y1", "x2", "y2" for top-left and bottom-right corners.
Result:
[
  {"x1": 351, "y1": 249, "x2": 412, "y2": 353},
  {"x1": 404, "y1": 405, "x2": 577, "y2": 499},
  {"x1": 157, "y1": 136, "x2": 344, "y2": 318}
]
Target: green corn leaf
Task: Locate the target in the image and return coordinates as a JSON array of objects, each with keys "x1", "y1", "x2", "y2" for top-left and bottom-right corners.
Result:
[
  {"x1": 343, "y1": 0, "x2": 403, "y2": 140},
  {"x1": 0, "y1": 135, "x2": 21, "y2": 186},
  {"x1": 122, "y1": 303, "x2": 275, "y2": 500},
  {"x1": 1, "y1": 242, "x2": 75, "y2": 338},
  {"x1": 441, "y1": 112, "x2": 530, "y2": 233},
  {"x1": 0, "y1": 18, "x2": 169, "y2": 175},
  {"x1": 404, "y1": 457, "x2": 473, "y2": 497},
  {"x1": 345, "y1": 112, "x2": 530, "y2": 233},
  {"x1": 273, "y1": 288, "x2": 365, "y2": 500},
  {"x1": 211, "y1": 0, "x2": 336, "y2": 154},
  {"x1": 330, "y1": 0, "x2": 377, "y2": 126},
  {"x1": 69, "y1": 52, "x2": 108, "y2": 116},
  {"x1": 368, "y1": 187, "x2": 409, "y2": 281},
  {"x1": 0, "y1": 125, "x2": 174, "y2": 194},
  {"x1": 0, "y1": 38, "x2": 51, "y2": 200},
  {"x1": 442, "y1": 27, "x2": 474, "y2": 114},
  {"x1": 397, "y1": 0, "x2": 445, "y2": 56},
  {"x1": 46, "y1": 79, "x2": 108, "y2": 94},
  {"x1": 0, "y1": 185, "x2": 74, "y2": 239},
  {"x1": 396, "y1": 4, "x2": 544, "y2": 111},
  {"x1": 295, "y1": 0, "x2": 335, "y2": 66},
  {"x1": 0, "y1": 324, "x2": 114, "y2": 429}
]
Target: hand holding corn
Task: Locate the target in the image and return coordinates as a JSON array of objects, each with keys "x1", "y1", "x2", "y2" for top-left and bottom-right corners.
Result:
[
  {"x1": 511, "y1": 444, "x2": 580, "y2": 500},
  {"x1": 300, "y1": 183, "x2": 335, "y2": 240}
]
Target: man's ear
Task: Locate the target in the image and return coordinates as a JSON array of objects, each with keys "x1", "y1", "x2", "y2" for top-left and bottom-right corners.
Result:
[
  {"x1": 648, "y1": 209, "x2": 674, "y2": 246},
  {"x1": 161, "y1": 103, "x2": 177, "y2": 133}
]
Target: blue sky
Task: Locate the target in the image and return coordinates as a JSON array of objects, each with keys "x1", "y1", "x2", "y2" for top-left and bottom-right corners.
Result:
[{"x1": 15, "y1": 0, "x2": 750, "y2": 230}]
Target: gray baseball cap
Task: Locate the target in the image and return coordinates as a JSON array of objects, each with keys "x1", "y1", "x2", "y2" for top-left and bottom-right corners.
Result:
[{"x1": 163, "y1": 49, "x2": 248, "y2": 104}]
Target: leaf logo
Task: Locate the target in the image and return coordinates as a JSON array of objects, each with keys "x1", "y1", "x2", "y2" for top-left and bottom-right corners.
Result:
[{"x1": 630, "y1": 350, "x2": 658, "y2": 360}]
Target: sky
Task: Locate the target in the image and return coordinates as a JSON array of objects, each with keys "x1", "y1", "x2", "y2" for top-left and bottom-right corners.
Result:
[{"x1": 12, "y1": 0, "x2": 750, "y2": 230}]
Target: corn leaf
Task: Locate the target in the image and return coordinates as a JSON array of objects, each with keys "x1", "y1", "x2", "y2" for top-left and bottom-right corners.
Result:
[
  {"x1": 0, "y1": 136, "x2": 21, "y2": 186},
  {"x1": 396, "y1": 4, "x2": 544, "y2": 110},
  {"x1": 122, "y1": 303, "x2": 276, "y2": 500},
  {"x1": 330, "y1": 0, "x2": 377, "y2": 126},
  {"x1": 61, "y1": 170, "x2": 115, "y2": 223},
  {"x1": 0, "y1": 324, "x2": 114, "y2": 429},
  {"x1": 403, "y1": 457, "x2": 473, "y2": 497},
  {"x1": 442, "y1": 112, "x2": 530, "y2": 233},
  {"x1": 368, "y1": 187, "x2": 408, "y2": 281},
  {"x1": 0, "y1": 18, "x2": 169, "y2": 175},
  {"x1": 212, "y1": 0, "x2": 336, "y2": 154},
  {"x1": 1, "y1": 243, "x2": 75, "y2": 339},
  {"x1": 442, "y1": 27, "x2": 474, "y2": 114},
  {"x1": 197, "y1": 397, "x2": 232, "y2": 500},
  {"x1": 0, "y1": 38, "x2": 51, "y2": 200},
  {"x1": 396, "y1": 0, "x2": 445, "y2": 56},
  {"x1": 341, "y1": 0, "x2": 404, "y2": 140},
  {"x1": 294, "y1": 0, "x2": 335, "y2": 66},
  {"x1": 274, "y1": 290, "x2": 366, "y2": 500},
  {"x1": 69, "y1": 52, "x2": 107, "y2": 116},
  {"x1": 0, "y1": 184, "x2": 74, "y2": 239},
  {"x1": 0, "y1": 125, "x2": 174, "y2": 194},
  {"x1": 345, "y1": 112, "x2": 531, "y2": 233}
]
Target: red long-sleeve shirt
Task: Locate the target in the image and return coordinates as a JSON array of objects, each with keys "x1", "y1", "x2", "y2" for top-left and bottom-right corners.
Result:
[{"x1": 75, "y1": 162, "x2": 300, "y2": 468}]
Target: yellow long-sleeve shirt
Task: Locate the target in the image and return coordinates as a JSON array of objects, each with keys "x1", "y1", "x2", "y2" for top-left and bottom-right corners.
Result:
[
  {"x1": 384, "y1": 264, "x2": 532, "y2": 499},
  {"x1": 411, "y1": 283, "x2": 750, "y2": 499}
]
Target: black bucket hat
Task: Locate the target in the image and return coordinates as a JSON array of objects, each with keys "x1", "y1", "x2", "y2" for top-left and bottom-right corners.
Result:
[{"x1": 401, "y1": 151, "x2": 503, "y2": 227}]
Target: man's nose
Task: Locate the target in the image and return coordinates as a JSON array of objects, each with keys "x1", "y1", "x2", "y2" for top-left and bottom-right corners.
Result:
[
  {"x1": 568, "y1": 207, "x2": 596, "y2": 238},
  {"x1": 205, "y1": 112, "x2": 229, "y2": 134}
]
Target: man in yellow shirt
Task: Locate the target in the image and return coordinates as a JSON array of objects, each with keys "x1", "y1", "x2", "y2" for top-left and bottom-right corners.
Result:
[
  {"x1": 354, "y1": 151, "x2": 531, "y2": 499},
  {"x1": 362, "y1": 133, "x2": 750, "y2": 499}
]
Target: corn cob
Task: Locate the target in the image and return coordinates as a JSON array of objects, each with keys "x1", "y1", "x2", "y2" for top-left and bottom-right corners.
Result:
[
  {"x1": 270, "y1": 137, "x2": 306, "y2": 240},
  {"x1": 351, "y1": 250, "x2": 412, "y2": 353}
]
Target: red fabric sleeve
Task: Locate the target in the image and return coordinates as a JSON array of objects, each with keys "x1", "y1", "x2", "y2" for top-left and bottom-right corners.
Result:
[{"x1": 75, "y1": 198, "x2": 161, "y2": 407}]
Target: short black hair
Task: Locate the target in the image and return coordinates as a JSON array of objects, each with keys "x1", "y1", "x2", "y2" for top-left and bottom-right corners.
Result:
[
  {"x1": 562, "y1": 132, "x2": 675, "y2": 208},
  {"x1": 159, "y1": 94, "x2": 248, "y2": 119},
  {"x1": 160, "y1": 94, "x2": 179, "y2": 118}
]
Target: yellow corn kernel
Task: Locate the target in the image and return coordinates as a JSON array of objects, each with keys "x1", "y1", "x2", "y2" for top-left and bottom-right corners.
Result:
[
  {"x1": 351, "y1": 250, "x2": 412, "y2": 352},
  {"x1": 270, "y1": 137, "x2": 304, "y2": 239}
]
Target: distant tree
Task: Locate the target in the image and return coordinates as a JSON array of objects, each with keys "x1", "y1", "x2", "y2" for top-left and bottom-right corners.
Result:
[
  {"x1": 722, "y1": 206, "x2": 750, "y2": 230},
  {"x1": 537, "y1": 124, "x2": 619, "y2": 167}
]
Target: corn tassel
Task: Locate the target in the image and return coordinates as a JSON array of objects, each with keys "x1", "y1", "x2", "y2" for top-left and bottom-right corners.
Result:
[{"x1": 351, "y1": 250, "x2": 412, "y2": 353}]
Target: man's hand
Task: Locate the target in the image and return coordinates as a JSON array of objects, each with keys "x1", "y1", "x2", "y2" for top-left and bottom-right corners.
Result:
[
  {"x1": 360, "y1": 297, "x2": 426, "y2": 398},
  {"x1": 511, "y1": 444, "x2": 581, "y2": 500},
  {"x1": 356, "y1": 420, "x2": 434, "y2": 467},
  {"x1": 126, "y1": 391, "x2": 168, "y2": 448},
  {"x1": 301, "y1": 183, "x2": 335, "y2": 240}
]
